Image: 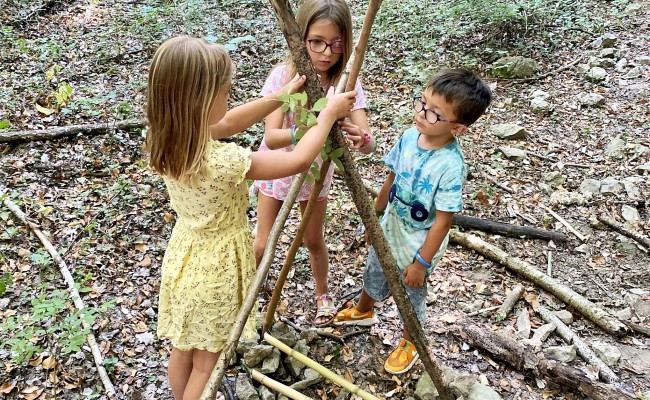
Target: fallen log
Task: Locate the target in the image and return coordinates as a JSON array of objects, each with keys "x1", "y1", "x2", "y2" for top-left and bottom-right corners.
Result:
[
  {"x1": 597, "y1": 215, "x2": 650, "y2": 251},
  {"x1": 536, "y1": 306, "x2": 618, "y2": 384},
  {"x1": 460, "y1": 324, "x2": 635, "y2": 400},
  {"x1": 452, "y1": 215, "x2": 569, "y2": 242},
  {"x1": 0, "y1": 118, "x2": 145, "y2": 143},
  {"x1": 449, "y1": 230, "x2": 628, "y2": 337}
]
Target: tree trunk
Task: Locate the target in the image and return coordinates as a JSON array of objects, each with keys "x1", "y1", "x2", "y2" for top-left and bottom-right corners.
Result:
[{"x1": 449, "y1": 230, "x2": 627, "y2": 337}]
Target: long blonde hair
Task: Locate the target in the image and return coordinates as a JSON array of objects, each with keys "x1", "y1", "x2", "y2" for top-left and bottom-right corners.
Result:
[
  {"x1": 145, "y1": 36, "x2": 233, "y2": 182},
  {"x1": 285, "y1": 0, "x2": 353, "y2": 87}
]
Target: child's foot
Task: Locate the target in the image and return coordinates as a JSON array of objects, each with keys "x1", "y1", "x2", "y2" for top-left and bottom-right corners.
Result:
[
  {"x1": 333, "y1": 307, "x2": 378, "y2": 326},
  {"x1": 313, "y1": 294, "x2": 337, "y2": 327},
  {"x1": 384, "y1": 338, "x2": 419, "y2": 374}
]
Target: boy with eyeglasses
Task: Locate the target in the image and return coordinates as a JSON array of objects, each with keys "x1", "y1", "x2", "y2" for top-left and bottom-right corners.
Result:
[{"x1": 335, "y1": 69, "x2": 492, "y2": 375}]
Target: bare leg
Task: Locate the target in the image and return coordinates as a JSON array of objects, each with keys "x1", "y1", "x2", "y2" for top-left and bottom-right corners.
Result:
[
  {"x1": 355, "y1": 289, "x2": 375, "y2": 313},
  {"x1": 299, "y1": 199, "x2": 329, "y2": 297},
  {"x1": 182, "y1": 350, "x2": 221, "y2": 400},
  {"x1": 168, "y1": 347, "x2": 193, "y2": 400},
  {"x1": 253, "y1": 193, "x2": 284, "y2": 266}
]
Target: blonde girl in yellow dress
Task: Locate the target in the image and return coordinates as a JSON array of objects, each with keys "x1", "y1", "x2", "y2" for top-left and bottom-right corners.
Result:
[{"x1": 145, "y1": 36, "x2": 357, "y2": 400}]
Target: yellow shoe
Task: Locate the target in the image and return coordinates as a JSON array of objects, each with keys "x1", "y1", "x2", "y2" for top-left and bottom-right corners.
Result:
[
  {"x1": 333, "y1": 307, "x2": 378, "y2": 326},
  {"x1": 384, "y1": 338, "x2": 419, "y2": 374}
]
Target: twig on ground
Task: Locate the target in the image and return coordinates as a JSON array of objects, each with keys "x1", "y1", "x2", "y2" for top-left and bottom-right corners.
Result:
[
  {"x1": 547, "y1": 250, "x2": 552, "y2": 277},
  {"x1": 597, "y1": 215, "x2": 650, "y2": 251},
  {"x1": 465, "y1": 305, "x2": 501, "y2": 317},
  {"x1": 496, "y1": 285, "x2": 524, "y2": 321},
  {"x1": 540, "y1": 205, "x2": 587, "y2": 241}
]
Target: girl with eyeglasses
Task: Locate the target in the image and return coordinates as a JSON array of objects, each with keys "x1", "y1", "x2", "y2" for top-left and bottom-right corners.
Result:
[{"x1": 252, "y1": 0, "x2": 375, "y2": 327}]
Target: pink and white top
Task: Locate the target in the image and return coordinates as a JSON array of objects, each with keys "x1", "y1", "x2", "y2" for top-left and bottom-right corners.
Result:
[{"x1": 253, "y1": 64, "x2": 367, "y2": 202}]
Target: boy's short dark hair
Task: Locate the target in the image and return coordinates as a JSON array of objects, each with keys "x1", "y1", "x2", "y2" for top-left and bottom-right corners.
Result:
[{"x1": 427, "y1": 69, "x2": 492, "y2": 126}]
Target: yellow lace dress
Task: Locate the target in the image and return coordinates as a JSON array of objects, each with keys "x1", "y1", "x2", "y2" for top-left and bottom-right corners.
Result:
[{"x1": 157, "y1": 140, "x2": 258, "y2": 352}]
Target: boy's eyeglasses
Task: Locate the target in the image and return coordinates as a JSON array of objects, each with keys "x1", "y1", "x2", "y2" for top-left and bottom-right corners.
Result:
[
  {"x1": 307, "y1": 39, "x2": 344, "y2": 54},
  {"x1": 388, "y1": 184, "x2": 429, "y2": 222},
  {"x1": 413, "y1": 98, "x2": 459, "y2": 125}
]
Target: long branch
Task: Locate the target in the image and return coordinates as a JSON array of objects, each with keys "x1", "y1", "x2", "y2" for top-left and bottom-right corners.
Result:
[{"x1": 0, "y1": 185, "x2": 117, "y2": 399}]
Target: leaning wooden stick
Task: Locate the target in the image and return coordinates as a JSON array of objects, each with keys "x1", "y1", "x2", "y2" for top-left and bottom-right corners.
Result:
[
  {"x1": 535, "y1": 306, "x2": 619, "y2": 384},
  {"x1": 200, "y1": 175, "x2": 307, "y2": 400},
  {"x1": 251, "y1": 369, "x2": 314, "y2": 400},
  {"x1": 263, "y1": 166, "x2": 329, "y2": 332},
  {"x1": 0, "y1": 185, "x2": 117, "y2": 400},
  {"x1": 264, "y1": 333, "x2": 380, "y2": 400},
  {"x1": 450, "y1": 230, "x2": 627, "y2": 336}
]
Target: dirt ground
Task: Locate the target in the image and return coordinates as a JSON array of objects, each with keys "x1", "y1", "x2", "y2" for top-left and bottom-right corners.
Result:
[{"x1": 0, "y1": 0, "x2": 649, "y2": 399}]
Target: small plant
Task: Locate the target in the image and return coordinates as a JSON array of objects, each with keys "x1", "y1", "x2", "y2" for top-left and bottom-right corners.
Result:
[
  {"x1": 0, "y1": 273, "x2": 12, "y2": 296},
  {"x1": 30, "y1": 249, "x2": 53, "y2": 273}
]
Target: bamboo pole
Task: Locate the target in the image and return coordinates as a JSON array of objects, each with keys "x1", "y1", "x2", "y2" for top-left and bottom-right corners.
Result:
[
  {"x1": 0, "y1": 185, "x2": 117, "y2": 399},
  {"x1": 449, "y1": 230, "x2": 627, "y2": 337},
  {"x1": 251, "y1": 369, "x2": 314, "y2": 400},
  {"x1": 264, "y1": 333, "x2": 381, "y2": 400}
]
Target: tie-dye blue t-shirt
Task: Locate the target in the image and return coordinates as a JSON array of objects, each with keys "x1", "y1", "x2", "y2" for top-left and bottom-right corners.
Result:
[{"x1": 381, "y1": 126, "x2": 465, "y2": 270}]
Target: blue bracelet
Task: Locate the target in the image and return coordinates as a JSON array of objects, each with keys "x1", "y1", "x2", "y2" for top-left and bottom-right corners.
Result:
[
  {"x1": 414, "y1": 248, "x2": 433, "y2": 269},
  {"x1": 290, "y1": 124, "x2": 298, "y2": 145}
]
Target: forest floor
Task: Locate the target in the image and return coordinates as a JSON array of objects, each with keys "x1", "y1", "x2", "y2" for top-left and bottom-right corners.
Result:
[{"x1": 0, "y1": 0, "x2": 649, "y2": 399}]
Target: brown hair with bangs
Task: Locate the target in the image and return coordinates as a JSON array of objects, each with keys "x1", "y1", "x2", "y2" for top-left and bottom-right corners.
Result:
[
  {"x1": 145, "y1": 36, "x2": 233, "y2": 182},
  {"x1": 285, "y1": 0, "x2": 353, "y2": 87}
]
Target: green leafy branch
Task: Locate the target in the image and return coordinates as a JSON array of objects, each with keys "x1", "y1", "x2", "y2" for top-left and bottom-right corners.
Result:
[{"x1": 277, "y1": 92, "x2": 346, "y2": 184}]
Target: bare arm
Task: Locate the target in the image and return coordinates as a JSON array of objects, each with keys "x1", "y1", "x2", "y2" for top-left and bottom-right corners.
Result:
[
  {"x1": 262, "y1": 107, "x2": 292, "y2": 149},
  {"x1": 246, "y1": 89, "x2": 357, "y2": 180},
  {"x1": 347, "y1": 108, "x2": 375, "y2": 154},
  {"x1": 374, "y1": 172, "x2": 395, "y2": 213}
]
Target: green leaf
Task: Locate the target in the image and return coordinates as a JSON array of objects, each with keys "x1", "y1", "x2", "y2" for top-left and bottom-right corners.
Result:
[
  {"x1": 330, "y1": 147, "x2": 345, "y2": 159},
  {"x1": 307, "y1": 113, "x2": 317, "y2": 127},
  {"x1": 281, "y1": 103, "x2": 290, "y2": 112},
  {"x1": 305, "y1": 174, "x2": 314, "y2": 184},
  {"x1": 293, "y1": 92, "x2": 307, "y2": 106},
  {"x1": 0, "y1": 120, "x2": 10, "y2": 130},
  {"x1": 289, "y1": 98, "x2": 296, "y2": 112},
  {"x1": 320, "y1": 148, "x2": 328, "y2": 161},
  {"x1": 300, "y1": 109, "x2": 308, "y2": 124},
  {"x1": 312, "y1": 97, "x2": 328, "y2": 112},
  {"x1": 332, "y1": 157, "x2": 345, "y2": 172},
  {"x1": 277, "y1": 94, "x2": 290, "y2": 103}
]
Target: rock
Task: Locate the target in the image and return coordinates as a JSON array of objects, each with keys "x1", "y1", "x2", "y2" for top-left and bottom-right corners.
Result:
[
  {"x1": 291, "y1": 368, "x2": 323, "y2": 391},
  {"x1": 415, "y1": 373, "x2": 439, "y2": 400},
  {"x1": 579, "y1": 93, "x2": 605, "y2": 107},
  {"x1": 236, "y1": 373, "x2": 260, "y2": 400},
  {"x1": 538, "y1": 182, "x2": 552, "y2": 196},
  {"x1": 636, "y1": 55, "x2": 650, "y2": 65},
  {"x1": 621, "y1": 205, "x2": 640, "y2": 222},
  {"x1": 462, "y1": 299, "x2": 484, "y2": 313},
  {"x1": 270, "y1": 322, "x2": 297, "y2": 348},
  {"x1": 258, "y1": 348, "x2": 281, "y2": 374},
  {"x1": 244, "y1": 344, "x2": 274, "y2": 368},
  {"x1": 595, "y1": 33, "x2": 618, "y2": 48},
  {"x1": 499, "y1": 147, "x2": 527, "y2": 161},
  {"x1": 544, "y1": 345, "x2": 577, "y2": 362},
  {"x1": 259, "y1": 385, "x2": 275, "y2": 400},
  {"x1": 625, "y1": 67, "x2": 644, "y2": 79},
  {"x1": 589, "y1": 215, "x2": 606, "y2": 229},
  {"x1": 492, "y1": 56, "x2": 538, "y2": 78},
  {"x1": 550, "y1": 191, "x2": 590, "y2": 206},
  {"x1": 334, "y1": 389, "x2": 350, "y2": 400},
  {"x1": 628, "y1": 143, "x2": 649, "y2": 158},
  {"x1": 530, "y1": 97, "x2": 552, "y2": 114},
  {"x1": 575, "y1": 244, "x2": 589, "y2": 253},
  {"x1": 579, "y1": 179, "x2": 601, "y2": 196},
  {"x1": 278, "y1": 396, "x2": 289, "y2": 400},
  {"x1": 467, "y1": 382, "x2": 502, "y2": 400},
  {"x1": 600, "y1": 177, "x2": 624, "y2": 194},
  {"x1": 591, "y1": 341, "x2": 621, "y2": 366},
  {"x1": 299, "y1": 328, "x2": 321, "y2": 345},
  {"x1": 623, "y1": 177, "x2": 642, "y2": 199},
  {"x1": 638, "y1": 161, "x2": 650, "y2": 171},
  {"x1": 615, "y1": 240, "x2": 639, "y2": 257},
  {"x1": 285, "y1": 340, "x2": 309, "y2": 377},
  {"x1": 237, "y1": 339, "x2": 258, "y2": 356},
  {"x1": 490, "y1": 124, "x2": 529, "y2": 140},
  {"x1": 633, "y1": 300, "x2": 650, "y2": 319},
  {"x1": 532, "y1": 323, "x2": 556, "y2": 342},
  {"x1": 542, "y1": 171, "x2": 566, "y2": 186},
  {"x1": 516, "y1": 308, "x2": 532, "y2": 339},
  {"x1": 615, "y1": 58, "x2": 628, "y2": 72},
  {"x1": 135, "y1": 332, "x2": 155, "y2": 345},
  {"x1": 605, "y1": 136, "x2": 626, "y2": 158},
  {"x1": 531, "y1": 90, "x2": 550, "y2": 100},
  {"x1": 615, "y1": 307, "x2": 632, "y2": 320},
  {"x1": 600, "y1": 48, "x2": 616, "y2": 59},
  {"x1": 586, "y1": 67, "x2": 607, "y2": 82},
  {"x1": 576, "y1": 63, "x2": 590, "y2": 74}
]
